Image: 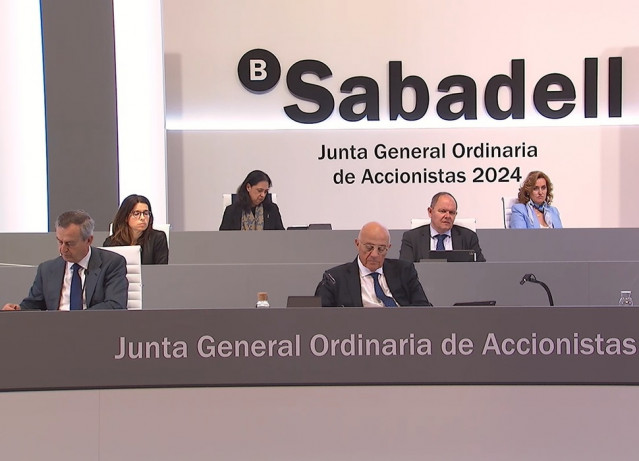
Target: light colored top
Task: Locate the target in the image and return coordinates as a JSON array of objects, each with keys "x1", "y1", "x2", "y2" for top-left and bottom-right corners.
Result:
[{"x1": 510, "y1": 202, "x2": 563, "y2": 229}]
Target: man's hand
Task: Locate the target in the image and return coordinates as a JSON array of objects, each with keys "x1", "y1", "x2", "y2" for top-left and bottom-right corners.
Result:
[{"x1": 2, "y1": 303, "x2": 21, "y2": 311}]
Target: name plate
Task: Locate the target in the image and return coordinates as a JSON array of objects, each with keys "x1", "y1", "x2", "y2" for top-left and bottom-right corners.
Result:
[{"x1": 1, "y1": 307, "x2": 638, "y2": 391}]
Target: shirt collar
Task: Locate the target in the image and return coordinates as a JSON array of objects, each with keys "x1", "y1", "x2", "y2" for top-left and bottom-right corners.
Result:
[
  {"x1": 430, "y1": 225, "x2": 451, "y2": 238},
  {"x1": 357, "y1": 256, "x2": 384, "y2": 277},
  {"x1": 67, "y1": 246, "x2": 91, "y2": 271}
]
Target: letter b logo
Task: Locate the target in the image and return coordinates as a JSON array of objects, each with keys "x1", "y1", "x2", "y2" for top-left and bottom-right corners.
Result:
[
  {"x1": 238, "y1": 49, "x2": 281, "y2": 92},
  {"x1": 250, "y1": 59, "x2": 267, "y2": 81}
]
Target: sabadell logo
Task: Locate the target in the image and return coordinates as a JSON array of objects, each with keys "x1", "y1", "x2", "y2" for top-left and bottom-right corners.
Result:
[{"x1": 237, "y1": 48, "x2": 623, "y2": 125}]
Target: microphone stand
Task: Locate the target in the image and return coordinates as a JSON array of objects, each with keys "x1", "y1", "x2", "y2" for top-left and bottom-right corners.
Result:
[{"x1": 520, "y1": 273, "x2": 554, "y2": 306}]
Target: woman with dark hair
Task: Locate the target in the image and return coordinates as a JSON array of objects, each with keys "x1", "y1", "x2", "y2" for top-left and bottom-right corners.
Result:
[
  {"x1": 510, "y1": 171, "x2": 563, "y2": 229},
  {"x1": 219, "y1": 170, "x2": 285, "y2": 230},
  {"x1": 103, "y1": 194, "x2": 169, "y2": 264}
]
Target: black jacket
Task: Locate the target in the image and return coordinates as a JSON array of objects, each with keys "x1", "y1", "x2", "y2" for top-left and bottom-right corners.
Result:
[
  {"x1": 219, "y1": 201, "x2": 285, "y2": 230},
  {"x1": 315, "y1": 258, "x2": 431, "y2": 307},
  {"x1": 103, "y1": 228, "x2": 169, "y2": 265},
  {"x1": 399, "y1": 224, "x2": 486, "y2": 262}
]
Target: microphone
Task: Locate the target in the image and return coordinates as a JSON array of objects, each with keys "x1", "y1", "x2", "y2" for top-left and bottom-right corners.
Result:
[
  {"x1": 519, "y1": 273, "x2": 554, "y2": 306},
  {"x1": 322, "y1": 271, "x2": 336, "y2": 287},
  {"x1": 520, "y1": 273, "x2": 535, "y2": 285},
  {"x1": 318, "y1": 271, "x2": 343, "y2": 307}
]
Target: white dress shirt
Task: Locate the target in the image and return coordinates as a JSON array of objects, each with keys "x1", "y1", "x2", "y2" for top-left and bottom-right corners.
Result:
[
  {"x1": 58, "y1": 248, "x2": 91, "y2": 310},
  {"x1": 357, "y1": 257, "x2": 398, "y2": 307},
  {"x1": 430, "y1": 225, "x2": 452, "y2": 251}
]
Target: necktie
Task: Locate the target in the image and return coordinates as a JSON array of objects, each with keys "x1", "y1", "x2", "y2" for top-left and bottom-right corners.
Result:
[
  {"x1": 436, "y1": 234, "x2": 447, "y2": 251},
  {"x1": 368, "y1": 272, "x2": 397, "y2": 307},
  {"x1": 70, "y1": 263, "x2": 83, "y2": 310}
]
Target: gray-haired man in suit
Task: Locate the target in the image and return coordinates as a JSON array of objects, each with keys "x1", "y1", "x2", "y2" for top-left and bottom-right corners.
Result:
[{"x1": 2, "y1": 210, "x2": 128, "y2": 311}]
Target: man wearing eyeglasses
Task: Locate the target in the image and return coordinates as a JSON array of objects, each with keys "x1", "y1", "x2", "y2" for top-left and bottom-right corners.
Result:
[
  {"x1": 2, "y1": 210, "x2": 128, "y2": 311},
  {"x1": 315, "y1": 221, "x2": 431, "y2": 307},
  {"x1": 399, "y1": 192, "x2": 486, "y2": 262}
]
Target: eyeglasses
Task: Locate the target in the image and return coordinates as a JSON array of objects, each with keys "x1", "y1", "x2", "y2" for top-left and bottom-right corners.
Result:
[
  {"x1": 131, "y1": 210, "x2": 151, "y2": 219},
  {"x1": 361, "y1": 244, "x2": 389, "y2": 254}
]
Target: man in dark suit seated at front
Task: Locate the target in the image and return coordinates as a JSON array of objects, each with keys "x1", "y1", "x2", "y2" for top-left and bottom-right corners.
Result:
[
  {"x1": 399, "y1": 192, "x2": 486, "y2": 263},
  {"x1": 315, "y1": 221, "x2": 431, "y2": 307},
  {"x1": 2, "y1": 210, "x2": 128, "y2": 311}
]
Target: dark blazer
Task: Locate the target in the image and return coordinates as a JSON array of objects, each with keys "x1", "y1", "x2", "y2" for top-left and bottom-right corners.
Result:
[
  {"x1": 103, "y1": 228, "x2": 169, "y2": 265},
  {"x1": 399, "y1": 224, "x2": 486, "y2": 262},
  {"x1": 20, "y1": 247, "x2": 128, "y2": 310},
  {"x1": 314, "y1": 258, "x2": 431, "y2": 307},
  {"x1": 219, "y1": 201, "x2": 285, "y2": 230}
]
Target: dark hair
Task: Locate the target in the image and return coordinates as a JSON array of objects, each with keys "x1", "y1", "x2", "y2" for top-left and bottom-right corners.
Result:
[
  {"x1": 110, "y1": 194, "x2": 155, "y2": 246},
  {"x1": 429, "y1": 192, "x2": 458, "y2": 209},
  {"x1": 517, "y1": 171, "x2": 555, "y2": 205},
  {"x1": 235, "y1": 170, "x2": 273, "y2": 211},
  {"x1": 55, "y1": 210, "x2": 94, "y2": 240}
]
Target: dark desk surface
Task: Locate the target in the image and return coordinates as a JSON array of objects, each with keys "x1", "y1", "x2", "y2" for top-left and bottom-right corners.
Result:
[
  {"x1": 1, "y1": 307, "x2": 639, "y2": 392},
  {"x1": 2, "y1": 228, "x2": 639, "y2": 266},
  {"x1": 3, "y1": 260, "x2": 638, "y2": 310}
]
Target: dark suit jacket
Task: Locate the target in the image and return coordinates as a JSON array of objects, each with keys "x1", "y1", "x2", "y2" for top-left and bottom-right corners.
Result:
[
  {"x1": 20, "y1": 247, "x2": 128, "y2": 310},
  {"x1": 103, "y1": 228, "x2": 168, "y2": 265},
  {"x1": 219, "y1": 201, "x2": 284, "y2": 230},
  {"x1": 314, "y1": 258, "x2": 431, "y2": 307},
  {"x1": 399, "y1": 224, "x2": 486, "y2": 262}
]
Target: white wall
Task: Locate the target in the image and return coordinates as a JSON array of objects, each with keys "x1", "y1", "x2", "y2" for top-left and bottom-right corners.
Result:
[
  {"x1": 0, "y1": 386, "x2": 637, "y2": 460},
  {"x1": 0, "y1": 0, "x2": 47, "y2": 231},
  {"x1": 163, "y1": 0, "x2": 639, "y2": 230},
  {"x1": 2, "y1": 1, "x2": 638, "y2": 231},
  {"x1": 113, "y1": 0, "x2": 168, "y2": 223}
]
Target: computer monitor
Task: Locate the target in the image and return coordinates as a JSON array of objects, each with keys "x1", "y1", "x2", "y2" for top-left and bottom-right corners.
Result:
[
  {"x1": 453, "y1": 300, "x2": 497, "y2": 306},
  {"x1": 308, "y1": 223, "x2": 332, "y2": 230},
  {"x1": 427, "y1": 250, "x2": 476, "y2": 262},
  {"x1": 286, "y1": 296, "x2": 322, "y2": 308}
]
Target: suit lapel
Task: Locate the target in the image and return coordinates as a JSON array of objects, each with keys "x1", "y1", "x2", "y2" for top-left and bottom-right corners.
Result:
[
  {"x1": 84, "y1": 249, "x2": 102, "y2": 306},
  {"x1": 424, "y1": 227, "x2": 432, "y2": 255},
  {"x1": 383, "y1": 260, "x2": 402, "y2": 299},
  {"x1": 48, "y1": 258, "x2": 66, "y2": 310},
  {"x1": 450, "y1": 226, "x2": 462, "y2": 250},
  {"x1": 347, "y1": 259, "x2": 363, "y2": 307}
]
